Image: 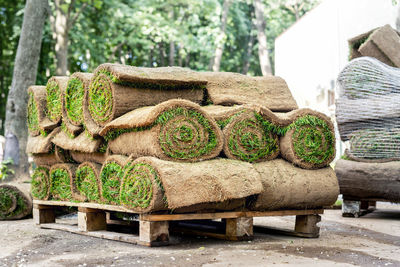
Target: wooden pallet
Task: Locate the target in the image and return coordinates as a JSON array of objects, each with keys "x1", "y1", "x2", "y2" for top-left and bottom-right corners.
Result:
[
  {"x1": 342, "y1": 197, "x2": 380, "y2": 218},
  {"x1": 33, "y1": 200, "x2": 324, "y2": 247}
]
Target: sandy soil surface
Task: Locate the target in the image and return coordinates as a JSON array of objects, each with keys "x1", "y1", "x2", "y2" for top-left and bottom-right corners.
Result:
[{"x1": 0, "y1": 202, "x2": 399, "y2": 267}]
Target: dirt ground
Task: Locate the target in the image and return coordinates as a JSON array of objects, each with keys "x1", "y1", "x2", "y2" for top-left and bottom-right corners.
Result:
[{"x1": 0, "y1": 202, "x2": 399, "y2": 267}]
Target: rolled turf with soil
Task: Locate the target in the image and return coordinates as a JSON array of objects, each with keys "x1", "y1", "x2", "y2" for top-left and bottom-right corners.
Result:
[
  {"x1": 250, "y1": 159, "x2": 339, "y2": 210},
  {"x1": 84, "y1": 63, "x2": 206, "y2": 136},
  {"x1": 46, "y1": 76, "x2": 69, "y2": 124},
  {"x1": 31, "y1": 166, "x2": 51, "y2": 200},
  {"x1": 75, "y1": 162, "x2": 102, "y2": 202},
  {"x1": 278, "y1": 109, "x2": 336, "y2": 169},
  {"x1": 99, "y1": 155, "x2": 128, "y2": 205},
  {"x1": 69, "y1": 151, "x2": 107, "y2": 165},
  {"x1": 119, "y1": 156, "x2": 263, "y2": 213},
  {"x1": 50, "y1": 163, "x2": 81, "y2": 201},
  {"x1": 204, "y1": 105, "x2": 280, "y2": 163},
  {"x1": 27, "y1": 86, "x2": 58, "y2": 136},
  {"x1": 196, "y1": 72, "x2": 298, "y2": 112},
  {"x1": 0, "y1": 184, "x2": 32, "y2": 220},
  {"x1": 64, "y1": 72, "x2": 93, "y2": 127},
  {"x1": 100, "y1": 99, "x2": 223, "y2": 162}
]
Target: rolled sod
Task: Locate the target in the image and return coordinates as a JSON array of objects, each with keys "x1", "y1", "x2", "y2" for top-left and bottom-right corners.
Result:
[
  {"x1": 204, "y1": 105, "x2": 280, "y2": 163},
  {"x1": 27, "y1": 86, "x2": 58, "y2": 136},
  {"x1": 52, "y1": 130, "x2": 107, "y2": 154},
  {"x1": 0, "y1": 184, "x2": 32, "y2": 220},
  {"x1": 99, "y1": 155, "x2": 128, "y2": 205},
  {"x1": 75, "y1": 162, "x2": 102, "y2": 202},
  {"x1": 250, "y1": 159, "x2": 339, "y2": 211},
  {"x1": 33, "y1": 153, "x2": 61, "y2": 166},
  {"x1": 50, "y1": 163, "x2": 81, "y2": 201},
  {"x1": 26, "y1": 127, "x2": 60, "y2": 155},
  {"x1": 100, "y1": 99, "x2": 223, "y2": 162},
  {"x1": 31, "y1": 166, "x2": 51, "y2": 200},
  {"x1": 64, "y1": 72, "x2": 93, "y2": 127},
  {"x1": 69, "y1": 151, "x2": 107, "y2": 165},
  {"x1": 119, "y1": 156, "x2": 263, "y2": 213},
  {"x1": 279, "y1": 109, "x2": 336, "y2": 169},
  {"x1": 46, "y1": 76, "x2": 69, "y2": 124},
  {"x1": 84, "y1": 64, "x2": 206, "y2": 136},
  {"x1": 196, "y1": 72, "x2": 298, "y2": 112}
]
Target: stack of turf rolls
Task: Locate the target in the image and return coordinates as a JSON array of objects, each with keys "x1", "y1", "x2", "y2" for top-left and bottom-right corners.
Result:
[
  {"x1": 28, "y1": 63, "x2": 339, "y2": 214},
  {"x1": 335, "y1": 57, "x2": 400, "y2": 203}
]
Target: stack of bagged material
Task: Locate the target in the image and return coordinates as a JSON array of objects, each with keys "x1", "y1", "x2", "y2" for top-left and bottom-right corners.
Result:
[
  {"x1": 335, "y1": 56, "x2": 400, "y2": 202},
  {"x1": 28, "y1": 63, "x2": 338, "y2": 213}
]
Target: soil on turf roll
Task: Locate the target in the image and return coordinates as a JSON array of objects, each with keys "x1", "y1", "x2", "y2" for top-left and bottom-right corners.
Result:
[
  {"x1": 27, "y1": 85, "x2": 58, "y2": 136},
  {"x1": 75, "y1": 162, "x2": 102, "y2": 202},
  {"x1": 204, "y1": 105, "x2": 280, "y2": 163},
  {"x1": 0, "y1": 183, "x2": 32, "y2": 220},
  {"x1": 119, "y1": 156, "x2": 263, "y2": 213},
  {"x1": 64, "y1": 72, "x2": 93, "y2": 127},
  {"x1": 69, "y1": 151, "x2": 108, "y2": 165},
  {"x1": 52, "y1": 130, "x2": 107, "y2": 154},
  {"x1": 278, "y1": 109, "x2": 336, "y2": 169},
  {"x1": 100, "y1": 99, "x2": 223, "y2": 162},
  {"x1": 50, "y1": 163, "x2": 82, "y2": 201},
  {"x1": 84, "y1": 64, "x2": 206, "y2": 135},
  {"x1": 46, "y1": 76, "x2": 69, "y2": 124},
  {"x1": 26, "y1": 127, "x2": 60, "y2": 154},
  {"x1": 99, "y1": 155, "x2": 128, "y2": 205},
  {"x1": 251, "y1": 159, "x2": 339, "y2": 210},
  {"x1": 31, "y1": 166, "x2": 51, "y2": 200},
  {"x1": 197, "y1": 72, "x2": 298, "y2": 112},
  {"x1": 32, "y1": 153, "x2": 61, "y2": 166}
]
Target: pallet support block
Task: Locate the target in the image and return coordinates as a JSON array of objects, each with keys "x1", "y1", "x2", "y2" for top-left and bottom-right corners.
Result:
[
  {"x1": 139, "y1": 221, "x2": 169, "y2": 246},
  {"x1": 78, "y1": 207, "x2": 107, "y2": 232},
  {"x1": 33, "y1": 204, "x2": 55, "y2": 225},
  {"x1": 294, "y1": 214, "x2": 321, "y2": 237},
  {"x1": 225, "y1": 217, "x2": 253, "y2": 240}
]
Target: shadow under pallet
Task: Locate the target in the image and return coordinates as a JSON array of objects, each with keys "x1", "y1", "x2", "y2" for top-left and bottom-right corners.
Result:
[{"x1": 33, "y1": 200, "x2": 324, "y2": 247}]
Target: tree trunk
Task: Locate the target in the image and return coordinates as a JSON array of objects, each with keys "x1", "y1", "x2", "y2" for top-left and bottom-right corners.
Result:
[
  {"x1": 242, "y1": 27, "x2": 255, "y2": 74},
  {"x1": 254, "y1": 0, "x2": 272, "y2": 76},
  {"x1": 53, "y1": 0, "x2": 69, "y2": 75},
  {"x1": 4, "y1": 0, "x2": 49, "y2": 181},
  {"x1": 159, "y1": 43, "x2": 166, "y2": 67},
  {"x1": 169, "y1": 41, "x2": 175, "y2": 66},
  {"x1": 397, "y1": 4, "x2": 400, "y2": 31},
  {"x1": 212, "y1": 0, "x2": 231, "y2": 72}
]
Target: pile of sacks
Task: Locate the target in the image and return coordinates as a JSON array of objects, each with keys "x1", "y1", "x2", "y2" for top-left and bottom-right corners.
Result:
[{"x1": 27, "y1": 63, "x2": 339, "y2": 213}]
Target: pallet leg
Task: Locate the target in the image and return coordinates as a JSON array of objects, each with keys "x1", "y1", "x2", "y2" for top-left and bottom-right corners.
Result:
[
  {"x1": 33, "y1": 205, "x2": 55, "y2": 225},
  {"x1": 139, "y1": 221, "x2": 169, "y2": 246},
  {"x1": 78, "y1": 208, "x2": 106, "y2": 232},
  {"x1": 294, "y1": 214, "x2": 320, "y2": 237},
  {"x1": 342, "y1": 200, "x2": 364, "y2": 217},
  {"x1": 225, "y1": 217, "x2": 253, "y2": 240}
]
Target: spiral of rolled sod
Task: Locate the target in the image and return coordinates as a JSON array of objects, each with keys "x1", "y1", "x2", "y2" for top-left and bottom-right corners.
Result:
[
  {"x1": 46, "y1": 76, "x2": 69, "y2": 124},
  {"x1": 75, "y1": 162, "x2": 102, "y2": 202},
  {"x1": 27, "y1": 86, "x2": 57, "y2": 136},
  {"x1": 196, "y1": 72, "x2": 298, "y2": 112},
  {"x1": 250, "y1": 159, "x2": 339, "y2": 211},
  {"x1": 205, "y1": 105, "x2": 280, "y2": 163},
  {"x1": 100, "y1": 99, "x2": 223, "y2": 162},
  {"x1": 64, "y1": 72, "x2": 93, "y2": 127},
  {"x1": 86, "y1": 64, "x2": 206, "y2": 132},
  {"x1": 99, "y1": 155, "x2": 128, "y2": 205},
  {"x1": 120, "y1": 156, "x2": 263, "y2": 212},
  {"x1": 50, "y1": 163, "x2": 80, "y2": 201},
  {"x1": 0, "y1": 184, "x2": 32, "y2": 220},
  {"x1": 279, "y1": 109, "x2": 335, "y2": 169},
  {"x1": 31, "y1": 166, "x2": 51, "y2": 200}
]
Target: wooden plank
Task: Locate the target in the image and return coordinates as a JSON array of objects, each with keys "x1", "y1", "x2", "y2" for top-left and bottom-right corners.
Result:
[
  {"x1": 226, "y1": 217, "x2": 253, "y2": 238},
  {"x1": 139, "y1": 221, "x2": 169, "y2": 246},
  {"x1": 294, "y1": 215, "x2": 321, "y2": 237},
  {"x1": 78, "y1": 210, "x2": 107, "y2": 232},
  {"x1": 33, "y1": 207, "x2": 55, "y2": 225},
  {"x1": 141, "y1": 209, "x2": 323, "y2": 222},
  {"x1": 39, "y1": 223, "x2": 141, "y2": 245},
  {"x1": 33, "y1": 200, "x2": 138, "y2": 214}
]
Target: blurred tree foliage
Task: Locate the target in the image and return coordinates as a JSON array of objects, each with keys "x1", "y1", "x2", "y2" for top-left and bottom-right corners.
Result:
[{"x1": 0, "y1": 0, "x2": 319, "y2": 134}]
